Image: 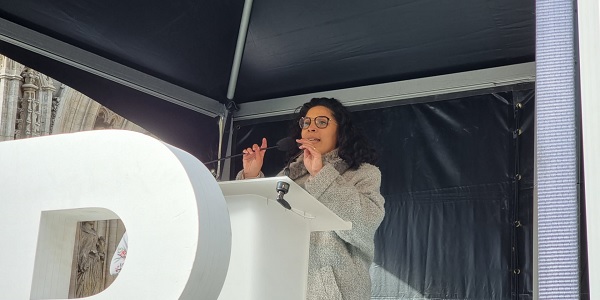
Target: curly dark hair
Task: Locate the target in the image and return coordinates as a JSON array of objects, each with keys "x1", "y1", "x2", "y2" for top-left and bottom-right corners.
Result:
[{"x1": 288, "y1": 97, "x2": 377, "y2": 170}]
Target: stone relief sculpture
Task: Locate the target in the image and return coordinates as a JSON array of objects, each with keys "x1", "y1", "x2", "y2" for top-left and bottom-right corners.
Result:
[
  {"x1": 68, "y1": 219, "x2": 125, "y2": 298},
  {"x1": 75, "y1": 221, "x2": 106, "y2": 298}
]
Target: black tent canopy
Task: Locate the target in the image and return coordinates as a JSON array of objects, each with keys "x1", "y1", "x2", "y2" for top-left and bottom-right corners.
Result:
[
  {"x1": 0, "y1": 0, "x2": 534, "y2": 115},
  {"x1": 0, "y1": 1, "x2": 547, "y2": 299}
]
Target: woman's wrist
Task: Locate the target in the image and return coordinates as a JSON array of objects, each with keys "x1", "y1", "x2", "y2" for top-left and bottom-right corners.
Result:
[{"x1": 243, "y1": 171, "x2": 260, "y2": 178}]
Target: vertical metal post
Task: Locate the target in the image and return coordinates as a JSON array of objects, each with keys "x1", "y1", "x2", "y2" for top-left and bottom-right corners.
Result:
[{"x1": 227, "y1": 0, "x2": 254, "y2": 100}]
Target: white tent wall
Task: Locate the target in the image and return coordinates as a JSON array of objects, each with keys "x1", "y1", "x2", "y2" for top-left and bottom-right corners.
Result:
[{"x1": 577, "y1": 0, "x2": 600, "y2": 299}]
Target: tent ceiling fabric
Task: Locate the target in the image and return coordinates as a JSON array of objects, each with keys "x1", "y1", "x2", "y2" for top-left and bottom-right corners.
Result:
[
  {"x1": 237, "y1": 0, "x2": 535, "y2": 103},
  {"x1": 0, "y1": 0, "x2": 244, "y2": 103},
  {"x1": 0, "y1": 0, "x2": 534, "y2": 107}
]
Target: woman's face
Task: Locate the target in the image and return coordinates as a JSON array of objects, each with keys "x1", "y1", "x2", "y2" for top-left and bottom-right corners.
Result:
[{"x1": 301, "y1": 106, "x2": 338, "y2": 154}]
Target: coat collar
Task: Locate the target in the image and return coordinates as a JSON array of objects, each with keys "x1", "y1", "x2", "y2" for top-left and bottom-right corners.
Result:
[{"x1": 287, "y1": 149, "x2": 350, "y2": 180}]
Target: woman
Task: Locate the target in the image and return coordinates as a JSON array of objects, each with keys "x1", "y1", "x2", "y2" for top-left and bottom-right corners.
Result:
[{"x1": 238, "y1": 97, "x2": 385, "y2": 300}]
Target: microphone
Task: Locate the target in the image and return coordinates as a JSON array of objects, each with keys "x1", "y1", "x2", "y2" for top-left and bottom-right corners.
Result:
[
  {"x1": 275, "y1": 181, "x2": 292, "y2": 210},
  {"x1": 204, "y1": 137, "x2": 297, "y2": 165}
]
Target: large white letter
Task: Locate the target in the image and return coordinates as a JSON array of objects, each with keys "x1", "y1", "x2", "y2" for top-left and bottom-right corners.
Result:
[{"x1": 0, "y1": 130, "x2": 231, "y2": 299}]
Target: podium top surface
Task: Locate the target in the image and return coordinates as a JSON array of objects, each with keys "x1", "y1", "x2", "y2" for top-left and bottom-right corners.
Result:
[{"x1": 219, "y1": 176, "x2": 352, "y2": 232}]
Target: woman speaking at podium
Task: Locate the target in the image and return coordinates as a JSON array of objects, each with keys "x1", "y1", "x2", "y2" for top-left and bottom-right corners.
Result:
[{"x1": 238, "y1": 97, "x2": 385, "y2": 300}]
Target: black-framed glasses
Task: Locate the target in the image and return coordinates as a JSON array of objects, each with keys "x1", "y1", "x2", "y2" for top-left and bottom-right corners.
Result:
[{"x1": 298, "y1": 116, "x2": 334, "y2": 129}]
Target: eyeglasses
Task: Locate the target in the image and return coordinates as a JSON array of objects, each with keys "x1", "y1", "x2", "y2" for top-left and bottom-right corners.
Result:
[{"x1": 298, "y1": 116, "x2": 334, "y2": 129}]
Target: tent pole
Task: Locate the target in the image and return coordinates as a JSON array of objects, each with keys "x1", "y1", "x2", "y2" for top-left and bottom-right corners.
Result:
[
  {"x1": 215, "y1": 110, "x2": 227, "y2": 179},
  {"x1": 215, "y1": 102, "x2": 239, "y2": 181},
  {"x1": 227, "y1": 0, "x2": 254, "y2": 100}
]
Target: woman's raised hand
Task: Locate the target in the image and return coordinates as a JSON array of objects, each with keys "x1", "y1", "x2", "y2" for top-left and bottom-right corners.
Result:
[
  {"x1": 242, "y1": 138, "x2": 267, "y2": 178},
  {"x1": 296, "y1": 138, "x2": 323, "y2": 176}
]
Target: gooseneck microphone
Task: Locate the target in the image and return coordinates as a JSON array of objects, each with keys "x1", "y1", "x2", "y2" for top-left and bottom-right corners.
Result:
[{"x1": 203, "y1": 136, "x2": 297, "y2": 165}]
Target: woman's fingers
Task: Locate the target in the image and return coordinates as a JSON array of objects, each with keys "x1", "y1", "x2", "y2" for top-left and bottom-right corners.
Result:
[
  {"x1": 299, "y1": 144, "x2": 318, "y2": 155},
  {"x1": 243, "y1": 145, "x2": 260, "y2": 154},
  {"x1": 260, "y1": 138, "x2": 267, "y2": 150},
  {"x1": 243, "y1": 138, "x2": 268, "y2": 161},
  {"x1": 296, "y1": 139, "x2": 316, "y2": 151}
]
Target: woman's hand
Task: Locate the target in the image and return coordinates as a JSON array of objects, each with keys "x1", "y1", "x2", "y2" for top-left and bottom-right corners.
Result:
[
  {"x1": 296, "y1": 139, "x2": 323, "y2": 176},
  {"x1": 242, "y1": 138, "x2": 267, "y2": 178}
]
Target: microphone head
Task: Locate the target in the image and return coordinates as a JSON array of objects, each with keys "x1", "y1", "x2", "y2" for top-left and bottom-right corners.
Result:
[{"x1": 276, "y1": 137, "x2": 298, "y2": 152}]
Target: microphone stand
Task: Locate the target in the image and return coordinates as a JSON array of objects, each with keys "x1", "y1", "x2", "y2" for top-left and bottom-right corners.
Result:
[{"x1": 204, "y1": 136, "x2": 297, "y2": 167}]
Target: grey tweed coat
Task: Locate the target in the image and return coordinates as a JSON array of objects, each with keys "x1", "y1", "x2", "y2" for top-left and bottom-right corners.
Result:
[{"x1": 237, "y1": 150, "x2": 385, "y2": 300}]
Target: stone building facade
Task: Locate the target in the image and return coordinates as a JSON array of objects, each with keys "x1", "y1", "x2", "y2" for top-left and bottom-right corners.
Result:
[
  {"x1": 0, "y1": 55, "x2": 153, "y2": 139},
  {"x1": 0, "y1": 54, "x2": 152, "y2": 298}
]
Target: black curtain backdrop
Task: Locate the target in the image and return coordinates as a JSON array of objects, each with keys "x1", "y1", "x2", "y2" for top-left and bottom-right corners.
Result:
[{"x1": 231, "y1": 86, "x2": 534, "y2": 299}]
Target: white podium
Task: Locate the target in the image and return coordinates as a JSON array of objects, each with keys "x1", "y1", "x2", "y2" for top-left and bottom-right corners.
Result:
[{"x1": 218, "y1": 177, "x2": 352, "y2": 300}]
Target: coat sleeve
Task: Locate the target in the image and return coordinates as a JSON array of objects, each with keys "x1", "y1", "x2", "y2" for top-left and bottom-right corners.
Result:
[
  {"x1": 235, "y1": 170, "x2": 265, "y2": 180},
  {"x1": 304, "y1": 163, "x2": 385, "y2": 258}
]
